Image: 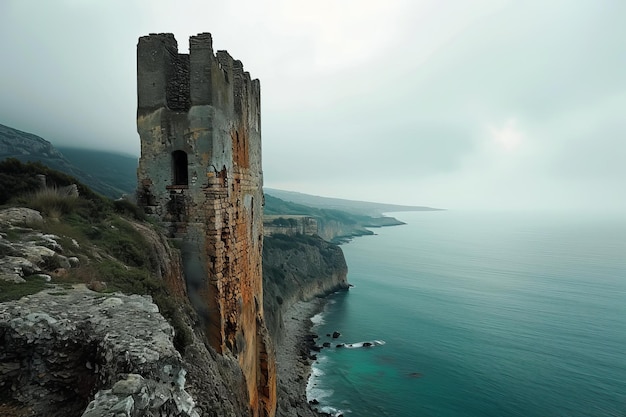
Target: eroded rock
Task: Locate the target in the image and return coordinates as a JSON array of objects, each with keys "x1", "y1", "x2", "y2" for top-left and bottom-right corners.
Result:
[
  {"x1": 0, "y1": 209, "x2": 74, "y2": 282},
  {"x1": 0, "y1": 286, "x2": 200, "y2": 417},
  {"x1": 0, "y1": 207, "x2": 43, "y2": 226}
]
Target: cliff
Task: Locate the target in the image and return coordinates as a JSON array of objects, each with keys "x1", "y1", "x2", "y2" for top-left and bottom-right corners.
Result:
[
  {"x1": 136, "y1": 33, "x2": 274, "y2": 417},
  {"x1": 0, "y1": 29, "x2": 358, "y2": 416},
  {"x1": 0, "y1": 205, "x2": 253, "y2": 417},
  {"x1": 0, "y1": 288, "x2": 252, "y2": 417},
  {"x1": 263, "y1": 234, "x2": 349, "y2": 342},
  {"x1": 0, "y1": 204, "x2": 349, "y2": 417},
  {"x1": 262, "y1": 234, "x2": 349, "y2": 417},
  {"x1": 264, "y1": 194, "x2": 406, "y2": 243}
]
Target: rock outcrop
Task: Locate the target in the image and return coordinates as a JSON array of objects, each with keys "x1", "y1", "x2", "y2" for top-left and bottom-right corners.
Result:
[
  {"x1": 0, "y1": 287, "x2": 194, "y2": 416},
  {"x1": 0, "y1": 208, "x2": 73, "y2": 283},
  {"x1": 0, "y1": 285, "x2": 253, "y2": 417}
]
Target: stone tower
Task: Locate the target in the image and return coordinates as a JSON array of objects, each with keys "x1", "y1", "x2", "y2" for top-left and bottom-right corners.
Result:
[{"x1": 136, "y1": 33, "x2": 275, "y2": 417}]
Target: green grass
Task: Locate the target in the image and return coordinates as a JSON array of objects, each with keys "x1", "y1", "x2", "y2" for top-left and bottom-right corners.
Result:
[
  {"x1": 25, "y1": 187, "x2": 79, "y2": 217},
  {"x1": 0, "y1": 159, "x2": 193, "y2": 352},
  {"x1": 0, "y1": 276, "x2": 51, "y2": 302}
]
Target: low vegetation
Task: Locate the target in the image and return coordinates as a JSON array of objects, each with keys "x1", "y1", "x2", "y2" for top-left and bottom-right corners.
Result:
[
  {"x1": 0, "y1": 276, "x2": 50, "y2": 303},
  {"x1": 0, "y1": 158, "x2": 191, "y2": 351}
]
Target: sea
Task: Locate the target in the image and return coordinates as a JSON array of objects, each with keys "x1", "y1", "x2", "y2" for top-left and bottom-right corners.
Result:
[{"x1": 306, "y1": 210, "x2": 626, "y2": 417}]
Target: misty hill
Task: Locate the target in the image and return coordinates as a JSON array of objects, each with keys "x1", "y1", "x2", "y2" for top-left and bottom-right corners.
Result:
[
  {"x1": 264, "y1": 188, "x2": 442, "y2": 216},
  {"x1": 0, "y1": 123, "x2": 130, "y2": 198},
  {"x1": 1, "y1": 123, "x2": 433, "y2": 241},
  {"x1": 56, "y1": 147, "x2": 137, "y2": 197}
]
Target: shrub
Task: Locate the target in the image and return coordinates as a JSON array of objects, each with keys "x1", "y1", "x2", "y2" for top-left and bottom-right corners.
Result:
[
  {"x1": 113, "y1": 199, "x2": 146, "y2": 221},
  {"x1": 25, "y1": 186, "x2": 79, "y2": 217}
]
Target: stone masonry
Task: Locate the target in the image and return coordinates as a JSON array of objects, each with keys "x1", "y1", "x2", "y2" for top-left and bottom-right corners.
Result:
[{"x1": 136, "y1": 33, "x2": 275, "y2": 417}]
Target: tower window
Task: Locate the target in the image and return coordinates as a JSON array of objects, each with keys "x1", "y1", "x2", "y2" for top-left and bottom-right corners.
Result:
[{"x1": 172, "y1": 150, "x2": 188, "y2": 185}]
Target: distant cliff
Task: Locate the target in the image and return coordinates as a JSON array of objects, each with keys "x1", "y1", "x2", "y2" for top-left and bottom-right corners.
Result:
[
  {"x1": 262, "y1": 234, "x2": 349, "y2": 344},
  {"x1": 264, "y1": 194, "x2": 405, "y2": 243}
]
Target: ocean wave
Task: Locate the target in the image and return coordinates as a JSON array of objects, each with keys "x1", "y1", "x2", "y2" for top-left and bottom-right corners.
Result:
[
  {"x1": 310, "y1": 312, "x2": 325, "y2": 325},
  {"x1": 319, "y1": 405, "x2": 348, "y2": 416},
  {"x1": 340, "y1": 340, "x2": 386, "y2": 349},
  {"x1": 310, "y1": 364, "x2": 326, "y2": 377},
  {"x1": 307, "y1": 385, "x2": 333, "y2": 399}
]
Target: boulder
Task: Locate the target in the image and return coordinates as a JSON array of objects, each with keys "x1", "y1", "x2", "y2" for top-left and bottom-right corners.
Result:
[
  {"x1": 0, "y1": 286, "x2": 200, "y2": 417},
  {"x1": 0, "y1": 208, "x2": 43, "y2": 226}
]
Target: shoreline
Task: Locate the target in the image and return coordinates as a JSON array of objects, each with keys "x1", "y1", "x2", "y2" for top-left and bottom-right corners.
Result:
[{"x1": 274, "y1": 298, "x2": 328, "y2": 417}]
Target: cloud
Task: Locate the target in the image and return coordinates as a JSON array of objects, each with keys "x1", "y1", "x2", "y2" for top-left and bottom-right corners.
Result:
[{"x1": 0, "y1": 0, "x2": 624, "y2": 209}]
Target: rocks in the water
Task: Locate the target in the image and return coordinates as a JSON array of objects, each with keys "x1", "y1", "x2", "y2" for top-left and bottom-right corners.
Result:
[
  {"x1": 322, "y1": 342, "x2": 331, "y2": 348},
  {"x1": 332, "y1": 331, "x2": 341, "y2": 339},
  {"x1": 362, "y1": 342, "x2": 373, "y2": 347},
  {"x1": 336, "y1": 344, "x2": 344, "y2": 348}
]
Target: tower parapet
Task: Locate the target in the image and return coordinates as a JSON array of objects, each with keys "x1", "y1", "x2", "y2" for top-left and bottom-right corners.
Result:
[{"x1": 136, "y1": 33, "x2": 274, "y2": 417}]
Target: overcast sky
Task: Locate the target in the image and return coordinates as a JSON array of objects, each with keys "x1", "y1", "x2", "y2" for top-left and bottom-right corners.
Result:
[{"x1": 1, "y1": 0, "x2": 624, "y2": 210}]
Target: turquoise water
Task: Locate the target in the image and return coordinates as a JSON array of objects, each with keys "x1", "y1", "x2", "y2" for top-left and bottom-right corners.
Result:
[{"x1": 307, "y1": 211, "x2": 626, "y2": 417}]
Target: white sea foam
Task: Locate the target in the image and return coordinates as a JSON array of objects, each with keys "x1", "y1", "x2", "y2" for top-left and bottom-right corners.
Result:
[
  {"x1": 319, "y1": 405, "x2": 347, "y2": 416},
  {"x1": 342, "y1": 340, "x2": 386, "y2": 349},
  {"x1": 310, "y1": 312, "x2": 325, "y2": 326},
  {"x1": 311, "y1": 363, "x2": 325, "y2": 377}
]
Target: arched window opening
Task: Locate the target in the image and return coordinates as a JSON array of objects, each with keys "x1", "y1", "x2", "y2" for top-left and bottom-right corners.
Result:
[{"x1": 172, "y1": 150, "x2": 188, "y2": 186}]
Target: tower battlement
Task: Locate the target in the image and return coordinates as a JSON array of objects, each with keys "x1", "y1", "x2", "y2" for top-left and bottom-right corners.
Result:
[{"x1": 137, "y1": 32, "x2": 260, "y2": 125}]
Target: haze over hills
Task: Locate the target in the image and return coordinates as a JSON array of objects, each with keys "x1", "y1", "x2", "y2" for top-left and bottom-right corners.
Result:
[
  {"x1": 264, "y1": 188, "x2": 443, "y2": 216},
  {"x1": 0, "y1": 123, "x2": 134, "y2": 198},
  {"x1": 56, "y1": 147, "x2": 138, "y2": 197},
  {"x1": 1, "y1": 122, "x2": 439, "y2": 218}
]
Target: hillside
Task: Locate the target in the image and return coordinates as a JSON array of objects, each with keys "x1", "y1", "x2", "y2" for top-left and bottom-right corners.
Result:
[
  {"x1": 56, "y1": 147, "x2": 138, "y2": 197},
  {"x1": 0, "y1": 123, "x2": 131, "y2": 199},
  {"x1": 1, "y1": 122, "x2": 412, "y2": 243},
  {"x1": 265, "y1": 187, "x2": 442, "y2": 216},
  {"x1": 0, "y1": 159, "x2": 349, "y2": 417},
  {"x1": 264, "y1": 193, "x2": 406, "y2": 242}
]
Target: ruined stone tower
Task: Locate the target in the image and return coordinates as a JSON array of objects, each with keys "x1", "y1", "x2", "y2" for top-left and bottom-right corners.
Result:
[{"x1": 136, "y1": 33, "x2": 275, "y2": 417}]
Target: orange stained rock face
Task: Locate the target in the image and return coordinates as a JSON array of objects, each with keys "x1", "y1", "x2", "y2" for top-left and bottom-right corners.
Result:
[{"x1": 137, "y1": 33, "x2": 275, "y2": 417}]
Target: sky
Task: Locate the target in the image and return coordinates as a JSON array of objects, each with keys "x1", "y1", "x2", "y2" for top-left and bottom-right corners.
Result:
[{"x1": 0, "y1": 0, "x2": 624, "y2": 211}]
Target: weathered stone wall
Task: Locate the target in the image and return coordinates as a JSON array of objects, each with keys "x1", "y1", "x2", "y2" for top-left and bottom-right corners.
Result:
[
  {"x1": 136, "y1": 33, "x2": 274, "y2": 417},
  {"x1": 263, "y1": 215, "x2": 318, "y2": 237}
]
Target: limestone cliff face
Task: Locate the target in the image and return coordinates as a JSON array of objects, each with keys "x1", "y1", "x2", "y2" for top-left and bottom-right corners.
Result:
[
  {"x1": 314, "y1": 219, "x2": 373, "y2": 242},
  {"x1": 0, "y1": 287, "x2": 252, "y2": 417},
  {"x1": 262, "y1": 234, "x2": 349, "y2": 343},
  {"x1": 136, "y1": 33, "x2": 274, "y2": 417}
]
